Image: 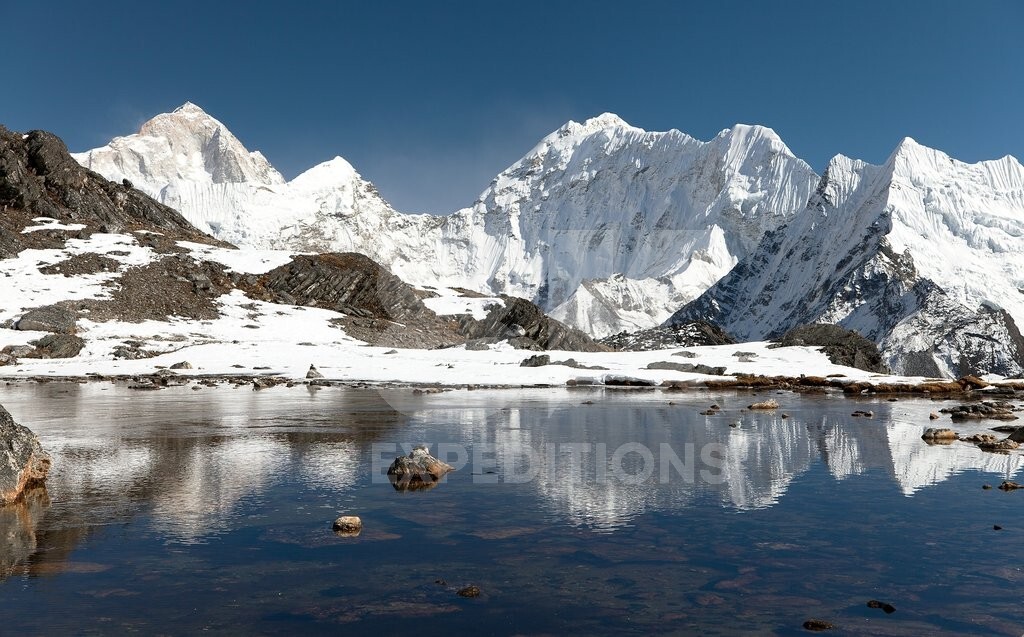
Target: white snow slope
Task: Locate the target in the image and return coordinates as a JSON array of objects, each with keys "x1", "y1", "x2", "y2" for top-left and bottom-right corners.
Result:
[
  {"x1": 73, "y1": 104, "x2": 819, "y2": 337},
  {"x1": 671, "y1": 139, "x2": 1024, "y2": 377}
]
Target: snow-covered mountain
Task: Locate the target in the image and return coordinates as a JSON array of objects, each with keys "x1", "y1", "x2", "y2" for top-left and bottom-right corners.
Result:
[
  {"x1": 73, "y1": 104, "x2": 818, "y2": 336},
  {"x1": 670, "y1": 139, "x2": 1024, "y2": 377}
]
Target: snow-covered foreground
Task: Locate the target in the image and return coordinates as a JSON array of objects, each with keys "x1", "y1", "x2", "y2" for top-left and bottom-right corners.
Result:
[{"x1": 0, "y1": 230, "x2": 952, "y2": 387}]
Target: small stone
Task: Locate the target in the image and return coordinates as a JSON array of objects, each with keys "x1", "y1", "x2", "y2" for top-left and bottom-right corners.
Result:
[
  {"x1": 457, "y1": 585, "x2": 481, "y2": 598},
  {"x1": 169, "y1": 361, "x2": 192, "y2": 370},
  {"x1": 781, "y1": 413, "x2": 790, "y2": 419},
  {"x1": 306, "y1": 364, "x2": 324, "y2": 379},
  {"x1": 866, "y1": 600, "x2": 896, "y2": 614},
  {"x1": 929, "y1": 412, "x2": 940, "y2": 420},
  {"x1": 921, "y1": 428, "x2": 957, "y2": 441},
  {"x1": 994, "y1": 524, "x2": 1003, "y2": 530},
  {"x1": 332, "y1": 516, "x2": 362, "y2": 535},
  {"x1": 434, "y1": 579, "x2": 447, "y2": 586},
  {"x1": 748, "y1": 399, "x2": 779, "y2": 410},
  {"x1": 983, "y1": 484, "x2": 992, "y2": 490},
  {"x1": 729, "y1": 422, "x2": 739, "y2": 428},
  {"x1": 998, "y1": 481, "x2": 1023, "y2": 491},
  {"x1": 802, "y1": 619, "x2": 834, "y2": 631}
]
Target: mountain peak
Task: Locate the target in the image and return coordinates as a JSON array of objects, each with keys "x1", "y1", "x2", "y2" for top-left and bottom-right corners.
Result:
[
  {"x1": 173, "y1": 101, "x2": 209, "y2": 116},
  {"x1": 580, "y1": 112, "x2": 631, "y2": 130}
]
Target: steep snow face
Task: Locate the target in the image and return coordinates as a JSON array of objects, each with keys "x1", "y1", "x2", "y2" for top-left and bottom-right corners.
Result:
[
  {"x1": 670, "y1": 140, "x2": 1024, "y2": 377},
  {"x1": 452, "y1": 118, "x2": 819, "y2": 335},
  {"x1": 74, "y1": 102, "x2": 284, "y2": 188},
  {"x1": 72, "y1": 106, "x2": 818, "y2": 337}
]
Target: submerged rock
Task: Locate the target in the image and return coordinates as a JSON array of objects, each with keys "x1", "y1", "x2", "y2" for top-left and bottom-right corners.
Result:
[
  {"x1": 0, "y1": 405, "x2": 52, "y2": 505},
  {"x1": 387, "y1": 446, "x2": 454, "y2": 491},
  {"x1": 802, "y1": 618, "x2": 834, "y2": 631}
]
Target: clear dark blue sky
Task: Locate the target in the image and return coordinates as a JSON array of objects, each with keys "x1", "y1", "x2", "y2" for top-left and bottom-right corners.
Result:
[{"x1": 4, "y1": 0, "x2": 1022, "y2": 213}]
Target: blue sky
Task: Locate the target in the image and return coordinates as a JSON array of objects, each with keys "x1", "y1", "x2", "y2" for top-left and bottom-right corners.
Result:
[{"x1": 4, "y1": 1, "x2": 1022, "y2": 213}]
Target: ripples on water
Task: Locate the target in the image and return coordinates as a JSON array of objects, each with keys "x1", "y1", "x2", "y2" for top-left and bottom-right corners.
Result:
[{"x1": 1, "y1": 382, "x2": 1023, "y2": 635}]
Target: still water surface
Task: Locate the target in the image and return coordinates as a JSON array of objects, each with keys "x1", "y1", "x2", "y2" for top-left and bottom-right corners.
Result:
[{"x1": 2, "y1": 382, "x2": 1023, "y2": 635}]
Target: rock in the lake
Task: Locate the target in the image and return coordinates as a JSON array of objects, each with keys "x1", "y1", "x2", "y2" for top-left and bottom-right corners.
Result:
[
  {"x1": 332, "y1": 515, "x2": 362, "y2": 535},
  {"x1": 802, "y1": 618, "x2": 834, "y2": 631},
  {"x1": 15, "y1": 304, "x2": 77, "y2": 334},
  {"x1": 0, "y1": 405, "x2": 51, "y2": 505},
  {"x1": 929, "y1": 412, "x2": 940, "y2": 420},
  {"x1": 998, "y1": 481, "x2": 1023, "y2": 491},
  {"x1": 978, "y1": 438, "x2": 1019, "y2": 452},
  {"x1": 940, "y1": 401, "x2": 1017, "y2": 421},
  {"x1": 921, "y1": 428, "x2": 957, "y2": 441},
  {"x1": 748, "y1": 399, "x2": 779, "y2": 410},
  {"x1": 387, "y1": 446, "x2": 454, "y2": 491},
  {"x1": 169, "y1": 361, "x2": 192, "y2": 370},
  {"x1": 457, "y1": 585, "x2": 481, "y2": 598},
  {"x1": 1005, "y1": 427, "x2": 1024, "y2": 443},
  {"x1": 866, "y1": 600, "x2": 896, "y2": 614},
  {"x1": 306, "y1": 364, "x2": 324, "y2": 379}
]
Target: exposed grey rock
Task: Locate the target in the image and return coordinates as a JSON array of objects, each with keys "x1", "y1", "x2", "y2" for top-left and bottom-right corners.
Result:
[
  {"x1": 15, "y1": 304, "x2": 77, "y2": 334},
  {"x1": 598, "y1": 320, "x2": 735, "y2": 352},
  {"x1": 27, "y1": 334, "x2": 85, "y2": 359},
  {"x1": 0, "y1": 405, "x2": 51, "y2": 505},
  {"x1": 306, "y1": 364, "x2": 324, "y2": 379},
  {"x1": 520, "y1": 354, "x2": 551, "y2": 367},
  {"x1": 169, "y1": 361, "x2": 192, "y2": 369},
  {"x1": 461, "y1": 296, "x2": 608, "y2": 352},
  {"x1": 646, "y1": 361, "x2": 727, "y2": 375}
]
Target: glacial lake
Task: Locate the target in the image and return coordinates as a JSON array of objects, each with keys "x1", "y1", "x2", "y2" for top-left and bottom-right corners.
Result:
[{"x1": 2, "y1": 382, "x2": 1023, "y2": 635}]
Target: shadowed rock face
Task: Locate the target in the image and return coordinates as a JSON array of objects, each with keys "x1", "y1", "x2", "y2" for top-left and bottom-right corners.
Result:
[
  {"x1": 0, "y1": 405, "x2": 51, "y2": 505},
  {"x1": 0, "y1": 126, "x2": 225, "y2": 258},
  {"x1": 773, "y1": 324, "x2": 889, "y2": 374},
  {"x1": 460, "y1": 296, "x2": 609, "y2": 353}
]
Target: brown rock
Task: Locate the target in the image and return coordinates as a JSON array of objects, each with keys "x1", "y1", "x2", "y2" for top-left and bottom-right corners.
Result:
[
  {"x1": 802, "y1": 619, "x2": 834, "y2": 631},
  {"x1": 748, "y1": 399, "x2": 780, "y2": 410},
  {"x1": 0, "y1": 405, "x2": 51, "y2": 505},
  {"x1": 457, "y1": 585, "x2": 481, "y2": 598},
  {"x1": 332, "y1": 516, "x2": 362, "y2": 535}
]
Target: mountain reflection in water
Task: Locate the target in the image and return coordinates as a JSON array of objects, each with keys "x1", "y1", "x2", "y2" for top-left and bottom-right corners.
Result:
[{"x1": 0, "y1": 383, "x2": 1021, "y2": 573}]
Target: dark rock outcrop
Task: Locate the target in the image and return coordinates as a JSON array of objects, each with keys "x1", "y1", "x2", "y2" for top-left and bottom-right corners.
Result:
[
  {"x1": 26, "y1": 334, "x2": 85, "y2": 359},
  {"x1": 599, "y1": 320, "x2": 735, "y2": 351},
  {"x1": 646, "y1": 361, "x2": 726, "y2": 375},
  {"x1": 0, "y1": 126, "x2": 223, "y2": 258},
  {"x1": 257, "y1": 253, "x2": 463, "y2": 349},
  {"x1": 771, "y1": 324, "x2": 888, "y2": 374},
  {"x1": 940, "y1": 402, "x2": 1018, "y2": 422},
  {"x1": 0, "y1": 405, "x2": 51, "y2": 505},
  {"x1": 460, "y1": 296, "x2": 608, "y2": 352},
  {"x1": 15, "y1": 304, "x2": 77, "y2": 334}
]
